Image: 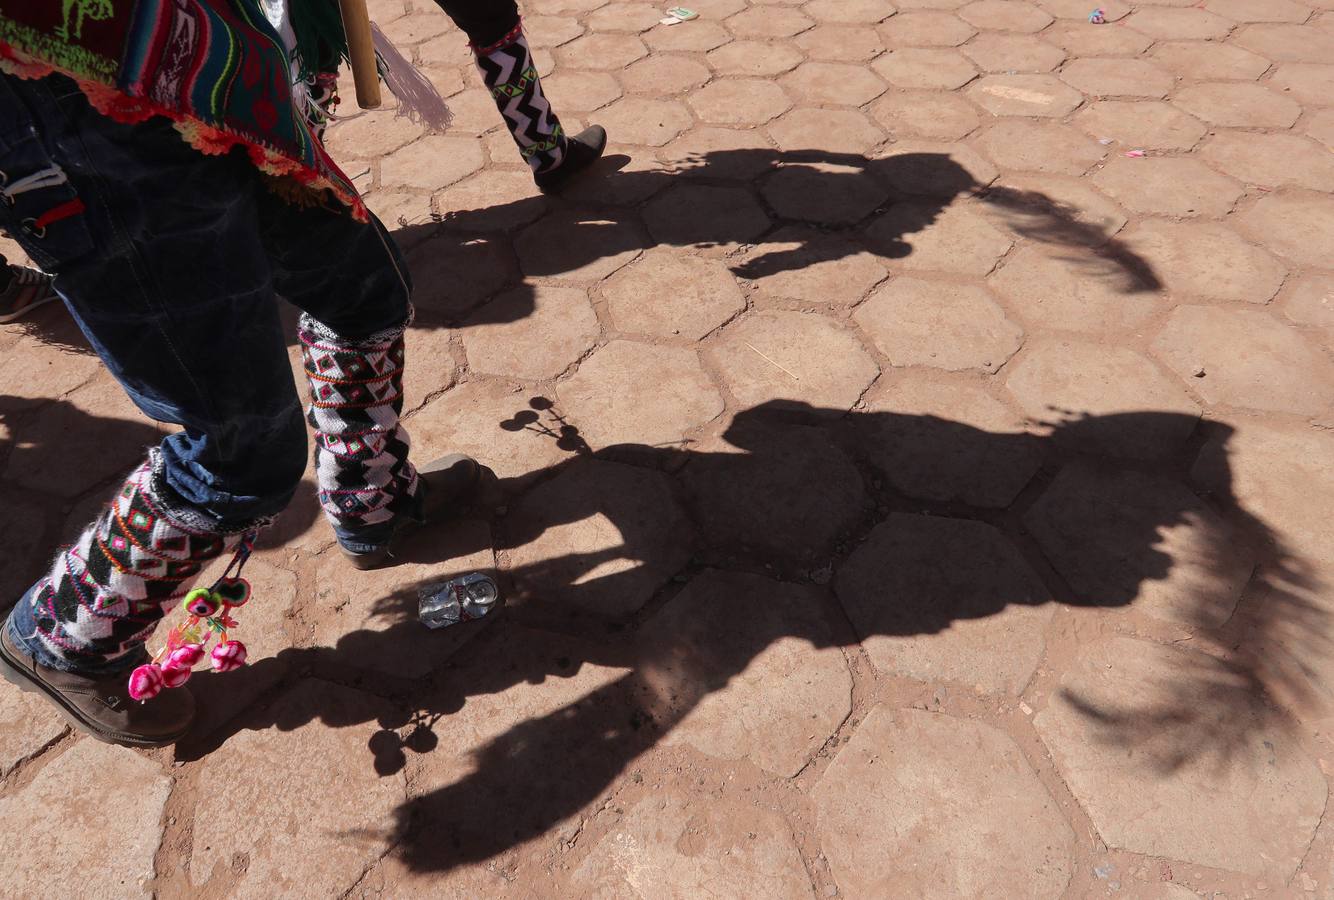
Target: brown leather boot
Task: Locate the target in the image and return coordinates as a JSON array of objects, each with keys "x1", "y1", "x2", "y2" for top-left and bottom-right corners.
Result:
[{"x1": 0, "y1": 627, "x2": 194, "y2": 747}]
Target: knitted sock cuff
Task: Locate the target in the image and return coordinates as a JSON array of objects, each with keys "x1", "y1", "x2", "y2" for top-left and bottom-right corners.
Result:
[
  {"x1": 297, "y1": 308, "x2": 414, "y2": 349},
  {"x1": 471, "y1": 20, "x2": 524, "y2": 56}
]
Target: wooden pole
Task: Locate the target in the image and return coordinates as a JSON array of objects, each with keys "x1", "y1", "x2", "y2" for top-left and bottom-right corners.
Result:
[{"x1": 337, "y1": 0, "x2": 382, "y2": 109}]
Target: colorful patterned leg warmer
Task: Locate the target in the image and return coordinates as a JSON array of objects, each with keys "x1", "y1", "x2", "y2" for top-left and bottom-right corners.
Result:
[
  {"x1": 473, "y1": 24, "x2": 567, "y2": 175},
  {"x1": 299, "y1": 313, "x2": 420, "y2": 535},
  {"x1": 20, "y1": 455, "x2": 235, "y2": 672}
]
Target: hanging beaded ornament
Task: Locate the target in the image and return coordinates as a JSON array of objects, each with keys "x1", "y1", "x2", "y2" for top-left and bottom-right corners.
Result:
[{"x1": 127, "y1": 534, "x2": 256, "y2": 702}]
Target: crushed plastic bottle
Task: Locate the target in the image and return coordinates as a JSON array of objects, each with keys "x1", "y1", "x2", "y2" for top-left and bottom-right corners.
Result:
[{"x1": 418, "y1": 573, "x2": 500, "y2": 629}]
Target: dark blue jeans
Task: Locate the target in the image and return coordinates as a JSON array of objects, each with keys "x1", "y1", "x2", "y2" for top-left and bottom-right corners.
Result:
[{"x1": 1, "y1": 73, "x2": 412, "y2": 665}]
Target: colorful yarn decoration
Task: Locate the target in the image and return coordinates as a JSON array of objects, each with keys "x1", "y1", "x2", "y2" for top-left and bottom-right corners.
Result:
[{"x1": 126, "y1": 535, "x2": 258, "y2": 703}]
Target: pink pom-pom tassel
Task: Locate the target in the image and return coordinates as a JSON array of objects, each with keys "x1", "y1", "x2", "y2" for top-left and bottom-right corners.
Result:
[
  {"x1": 210, "y1": 640, "x2": 248, "y2": 672},
  {"x1": 128, "y1": 664, "x2": 164, "y2": 701},
  {"x1": 167, "y1": 643, "x2": 205, "y2": 669},
  {"x1": 160, "y1": 663, "x2": 193, "y2": 689}
]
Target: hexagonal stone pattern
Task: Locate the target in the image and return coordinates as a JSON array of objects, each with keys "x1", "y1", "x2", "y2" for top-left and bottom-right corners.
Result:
[
  {"x1": 1269, "y1": 63, "x2": 1334, "y2": 108},
  {"x1": 1024, "y1": 464, "x2": 1252, "y2": 627},
  {"x1": 879, "y1": 11, "x2": 977, "y2": 46},
  {"x1": 709, "y1": 310, "x2": 879, "y2": 412},
  {"x1": 1121, "y1": 220, "x2": 1285, "y2": 304},
  {"x1": 838, "y1": 516, "x2": 1054, "y2": 693},
  {"x1": 1150, "y1": 40, "x2": 1272, "y2": 81},
  {"x1": 873, "y1": 47, "x2": 978, "y2": 89},
  {"x1": 379, "y1": 135, "x2": 485, "y2": 190},
  {"x1": 860, "y1": 370, "x2": 1043, "y2": 508},
  {"x1": 660, "y1": 126, "x2": 775, "y2": 180},
  {"x1": 1060, "y1": 58, "x2": 1176, "y2": 99},
  {"x1": 646, "y1": 570, "x2": 851, "y2": 775},
  {"x1": 604, "y1": 249, "x2": 744, "y2": 340},
  {"x1": 1207, "y1": 0, "x2": 1310, "y2": 23},
  {"x1": 805, "y1": 0, "x2": 898, "y2": 24},
  {"x1": 688, "y1": 79, "x2": 792, "y2": 125},
  {"x1": 975, "y1": 120, "x2": 1106, "y2": 174},
  {"x1": 1153, "y1": 306, "x2": 1334, "y2": 417},
  {"x1": 871, "y1": 90, "x2": 981, "y2": 139},
  {"x1": 1200, "y1": 132, "x2": 1334, "y2": 191},
  {"x1": 1237, "y1": 191, "x2": 1334, "y2": 268},
  {"x1": 514, "y1": 208, "x2": 644, "y2": 282},
  {"x1": 1035, "y1": 637, "x2": 1325, "y2": 880},
  {"x1": 558, "y1": 340, "x2": 724, "y2": 447},
  {"x1": 617, "y1": 55, "x2": 709, "y2": 95},
  {"x1": 504, "y1": 458, "x2": 692, "y2": 616},
  {"x1": 814, "y1": 707, "x2": 1074, "y2": 896},
  {"x1": 796, "y1": 24, "x2": 887, "y2": 61},
  {"x1": 761, "y1": 162, "x2": 890, "y2": 225},
  {"x1": 735, "y1": 226, "x2": 889, "y2": 305},
  {"x1": 867, "y1": 201, "x2": 1013, "y2": 276},
  {"x1": 962, "y1": 33, "x2": 1066, "y2": 72},
  {"x1": 781, "y1": 61, "x2": 888, "y2": 106},
  {"x1": 0, "y1": 689, "x2": 66, "y2": 776},
  {"x1": 1283, "y1": 275, "x2": 1334, "y2": 330},
  {"x1": 726, "y1": 6, "x2": 814, "y2": 38},
  {"x1": 1074, "y1": 100, "x2": 1206, "y2": 150},
  {"x1": 544, "y1": 69, "x2": 623, "y2": 110},
  {"x1": 463, "y1": 285, "x2": 599, "y2": 380},
  {"x1": 706, "y1": 39, "x2": 804, "y2": 76},
  {"x1": 0, "y1": 740, "x2": 169, "y2": 897},
  {"x1": 644, "y1": 19, "x2": 733, "y2": 51},
  {"x1": 969, "y1": 74, "x2": 1084, "y2": 117},
  {"x1": 570, "y1": 795, "x2": 812, "y2": 897},
  {"x1": 767, "y1": 107, "x2": 886, "y2": 154},
  {"x1": 989, "y1": 173, "x2": 1129, "y2": 235},
  {"x1": 958, "y1": 0, "x2": 1052, "y2": 31},
  {"x1": 645, "y1": 183, "x2": 772, "y2": 249},
  {"x1": 555, "y1": 32, "x2": 648, "y2": 69},
  {"x1": 594, "y1": 96, "x2": 693, "y2": 144},
  {"x1": 876, "y1": 140, "x2": 999, "y2": 193},
  {"x1": 1124, "y1": 6, "x2": 1233, "y2": 39},
  {"x1": 1172, "y1": 82, "x2": 1301, "y2": 128},
  {"x1": 1044, "y1": 20, "x2": 1151, "y2": 56},
  {"x1": 1233, "y1": 23, "x2": 1334, "y2": 62},
  {"x1": 1093, "y1": 157, "x2": 1243, "y2": 218},
  {"x1": 1006, "y1": 341, "x2": 1199, "y2": 460},
  {"x1": 855, "y1": 276, "x2": 1023, "y2": 372}
]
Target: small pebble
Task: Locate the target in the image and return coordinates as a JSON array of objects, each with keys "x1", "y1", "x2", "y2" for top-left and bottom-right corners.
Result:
[{"x1": 1192, "y1": 366, "x2": 1206, "y2": 378}]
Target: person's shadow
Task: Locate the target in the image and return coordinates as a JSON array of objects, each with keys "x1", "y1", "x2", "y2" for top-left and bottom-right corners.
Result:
[{"x1": 178, "y1": 397, "x2": 1325, "y2": 875}]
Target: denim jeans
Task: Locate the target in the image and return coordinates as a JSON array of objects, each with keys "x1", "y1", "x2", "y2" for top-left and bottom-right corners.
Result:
[{"x1": 0, "y1": 72, "x2": 412, "y2": 668}]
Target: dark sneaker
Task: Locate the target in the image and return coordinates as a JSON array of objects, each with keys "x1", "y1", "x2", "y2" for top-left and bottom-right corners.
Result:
[
  {"x1": 338, "y1": 453, "x2": 483, "y2": 570},
  {"x1": 0, "y1": 626, "x2": 194, "y2": 748},
  {"x1": 0, "y1": 264, "x2": 58, "y2": 324},
  {"x1": 534, "y1": 125, "x2": 608, "y2": 193}
]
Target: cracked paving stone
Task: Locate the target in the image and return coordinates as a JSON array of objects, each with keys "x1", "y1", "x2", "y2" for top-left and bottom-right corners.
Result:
[{"x1": 0, "y1": 688, "x2": 67, "y2": 777}]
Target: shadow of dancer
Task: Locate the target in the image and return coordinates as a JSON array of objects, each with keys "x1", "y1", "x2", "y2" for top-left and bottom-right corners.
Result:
[{"x1": 178, "y1": 398, "x2": 1324, "y2": 873}]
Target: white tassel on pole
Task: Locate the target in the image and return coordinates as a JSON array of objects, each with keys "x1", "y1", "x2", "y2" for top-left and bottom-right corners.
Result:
[{"x1": 371, "y1": 23, "x2": 453, "y2": 132}]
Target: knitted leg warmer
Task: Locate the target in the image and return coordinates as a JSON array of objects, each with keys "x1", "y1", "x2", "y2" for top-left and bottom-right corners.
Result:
[{"x1": 473, "y1": 24, "x2": 567, "y2": 175}]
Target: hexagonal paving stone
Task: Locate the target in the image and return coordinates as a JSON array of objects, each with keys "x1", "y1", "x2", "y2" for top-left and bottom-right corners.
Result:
[
  {"x1": 875, "y1": 140, "x2": 999, "y2": 194},
  {"x1": 968, "y1": 74, "x2": 1084, "y2": 117},
  {"x1": 594, "y1": 96, "x2": 693, "y2": 144},
  {"x1": 870, "y1": 90, "x2": 981, "y2": 139},
  {"x1": 544, "y1": 70, "x2": 623, "y2": 111},
  {"x1": 324, "y1": 108, "x2": 424, "y2": 159},
  {"x1": 660, "y1": 126, "x2": 776, "y2": 180},
  {"x1": 768, "y1": 107, "x2": 886, "y2": 154},
  {"x1": 1060, "y1": 58, "x2": 1176, "y2": 99},
  {"x1": 815, "y1": 707, "x2": 1074, "y2": 895},
  {"x1": 734, "y1": 225, "x2": 889, "y2": 305},
  {"x1": 1233, "y1": 23, "x2": 1334, "y2": 62},
  {"x1": 1153, "y1": 306, "x2": 1334, "y2": 417},
  {"x1": 688, "y1": 79, "x2": 791, "y2": 125},
  {"x1": 524, "y1": 13, "x2": 586, "y2": 46},
  {"x1": 872, "y1": 47, "x2": 978, "y2": 89},
  {"x1": 530, "y1": 0, "x2": 610, "y2": 13},
  {"x1": 725, "y1": 6, "x2": 814, "y2": 37},
  {"x1": 645, "y1": 183, "x2": 772, "y2": 250},
  {"x1": 1269, "y1": 63, "x2": 1334, "y2": 107},
  {"x1": 961, "y1": 33, "x2": 1066, "y2": 72},
  {"x1": 558, "y1": 340, "x2": 723, "y2": 447},
  {"x1": 1043, "y1": 20, "x2": 1151, "y2": 55},
  {"x1": 1172, "y1": 82, "x2": 1301, "y2": 128},
  {"x1": 988, "y1": 173, "x2": 1129, "y2": 235},
  {"x1": 1207, "y1": 0, "x2": 1310, "y2": 22},
  {"x1": 1093, "y1": 157, "x2": 1242, "y2": 218},
  {"x1": 644, "y1": 570, "x2": 852, "y2": 775},
  {"x1": 989, "y1": 244, "x2": 1160, "y2": 333},
  {"x1": 867, "y1": 201, "x2": 1012, "y2": 276},
  {"x1": 958, "y1": 0, "x2": 1053, "y2": 31},
  {"x1": 0, "y1": 687, "x2": 66, "y2": 777},
  {"x1": 1199, "y1": 132, "x2": 1334, "y2": 191},
  {"x1": 1123, "y1": 6, "x2": 1233, "y2": 39},
  {"x1": 379, "y1": 135, "x2": 485, "y2": 190},
  {"x1": 805, "y1": 0, "x2": 898, "y2": 23},
  {"x1": 570, "y1": 794, "x2": 812, "y2": 896},
  {"x1": 860, "y1": 370, "x2": 1042, "y2": 507},
  {"x1": 604, "y1": 248, "x2": 745, "y2": 340},
  {"x1": 796, "y1": 23, "x2": 887, "y2": 60},
  {"x1": 975, "y1": 120, "x2": 1106, "y2": 174},
  {"x1": 409, "y1": 379, "x2": 580, "y2": 483},
  {"x1": 1025, "y1": 464, "x2": 1252, "y2": 626},
  {"x1": 0, "y1": 740, "x2": 169, "y2": 897},
  {"x1": 504, "y1": 457, "x2": 693, "y2": 616},
  {"x1": 376, "y1": 12, "x2": 450, "y2": 45},
  {"x1": 462, "y1": 285, "x2": 599, "y2": 380},
  {"x1": 856, "y1": 276, "x2": 1022, "y2": 373},
  {"x1": 709, "y1": 310, "x2": 879, "y2": 411},
  {"x1": 555, "y1": 32, "x2": 648, "y2": 69},
  {"x1": 1150, "y1": 40, "x2": 1272, "y2": 81},
  {"x1": 513, "y1": 209, "x2": 644, "y2": 282},
  {"x1": 838, "y1": 516, "x2": 1053, "y2": 692},
  {"x1": 1006, "y1": 340, "x2": 1200, "y2": 460},
  {"x1": 781, "y1": 61, "x2": 888, "y2": 106},
  {"x1": 585, "y1": 1, "x2": 663, "y2": 32},
  {"x1": 407, "y1": 233, "x2": 516, "y2": 323},
  {"x1": 1237, "y1": 191, "x2": 1334, "y2": 268},
  {"x1": 1037, "y1": 0, "x2": 1128, "y2": 18},
  {"x1": 435, "y1": 167, "x2": 550, "y2": 232},
  {"x1": 1073, "y1": 100, "x2": 1205, "y2": 150},
  {"x1": 1307, "y1": 108, "x2": 1334, "y2": 147},
  {"x1": 1283, "y1": 275, "x2": 1334, "y2": 330},
  {"x1": 1034, "y1": 637, "x2": 1325, "y2": 880},
  {"x1": 761, "y1": 163, "x2": 889, "y2": 225},
  {"x1": 706, "y1": 39, "x2": 805, "y2": 76},
  {"x1": 616, "y1": 55, "x2": 709, "y2": 95},
  {"x1": 878, "y1": 10, "x2": 977, "y2": 45},
  {"x1": 1121, "y1": 220, "x2": 1285, "y2": 304},
  {"x1": 680, "y1": 415, "x2": 865, "y2": 558},
  {"x1": 643, "y1": 19, "x2": 733, "y2": 51}
]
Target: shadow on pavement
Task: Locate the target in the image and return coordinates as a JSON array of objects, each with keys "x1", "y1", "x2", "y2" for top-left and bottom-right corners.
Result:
[{"x1": 179, "y1": 399, "x2": 1324, "y2": 874}]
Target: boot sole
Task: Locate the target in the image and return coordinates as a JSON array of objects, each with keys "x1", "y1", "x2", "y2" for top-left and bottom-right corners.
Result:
[{"x1": 0, "y1": 637, "x2": 187, "y2": 748}]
